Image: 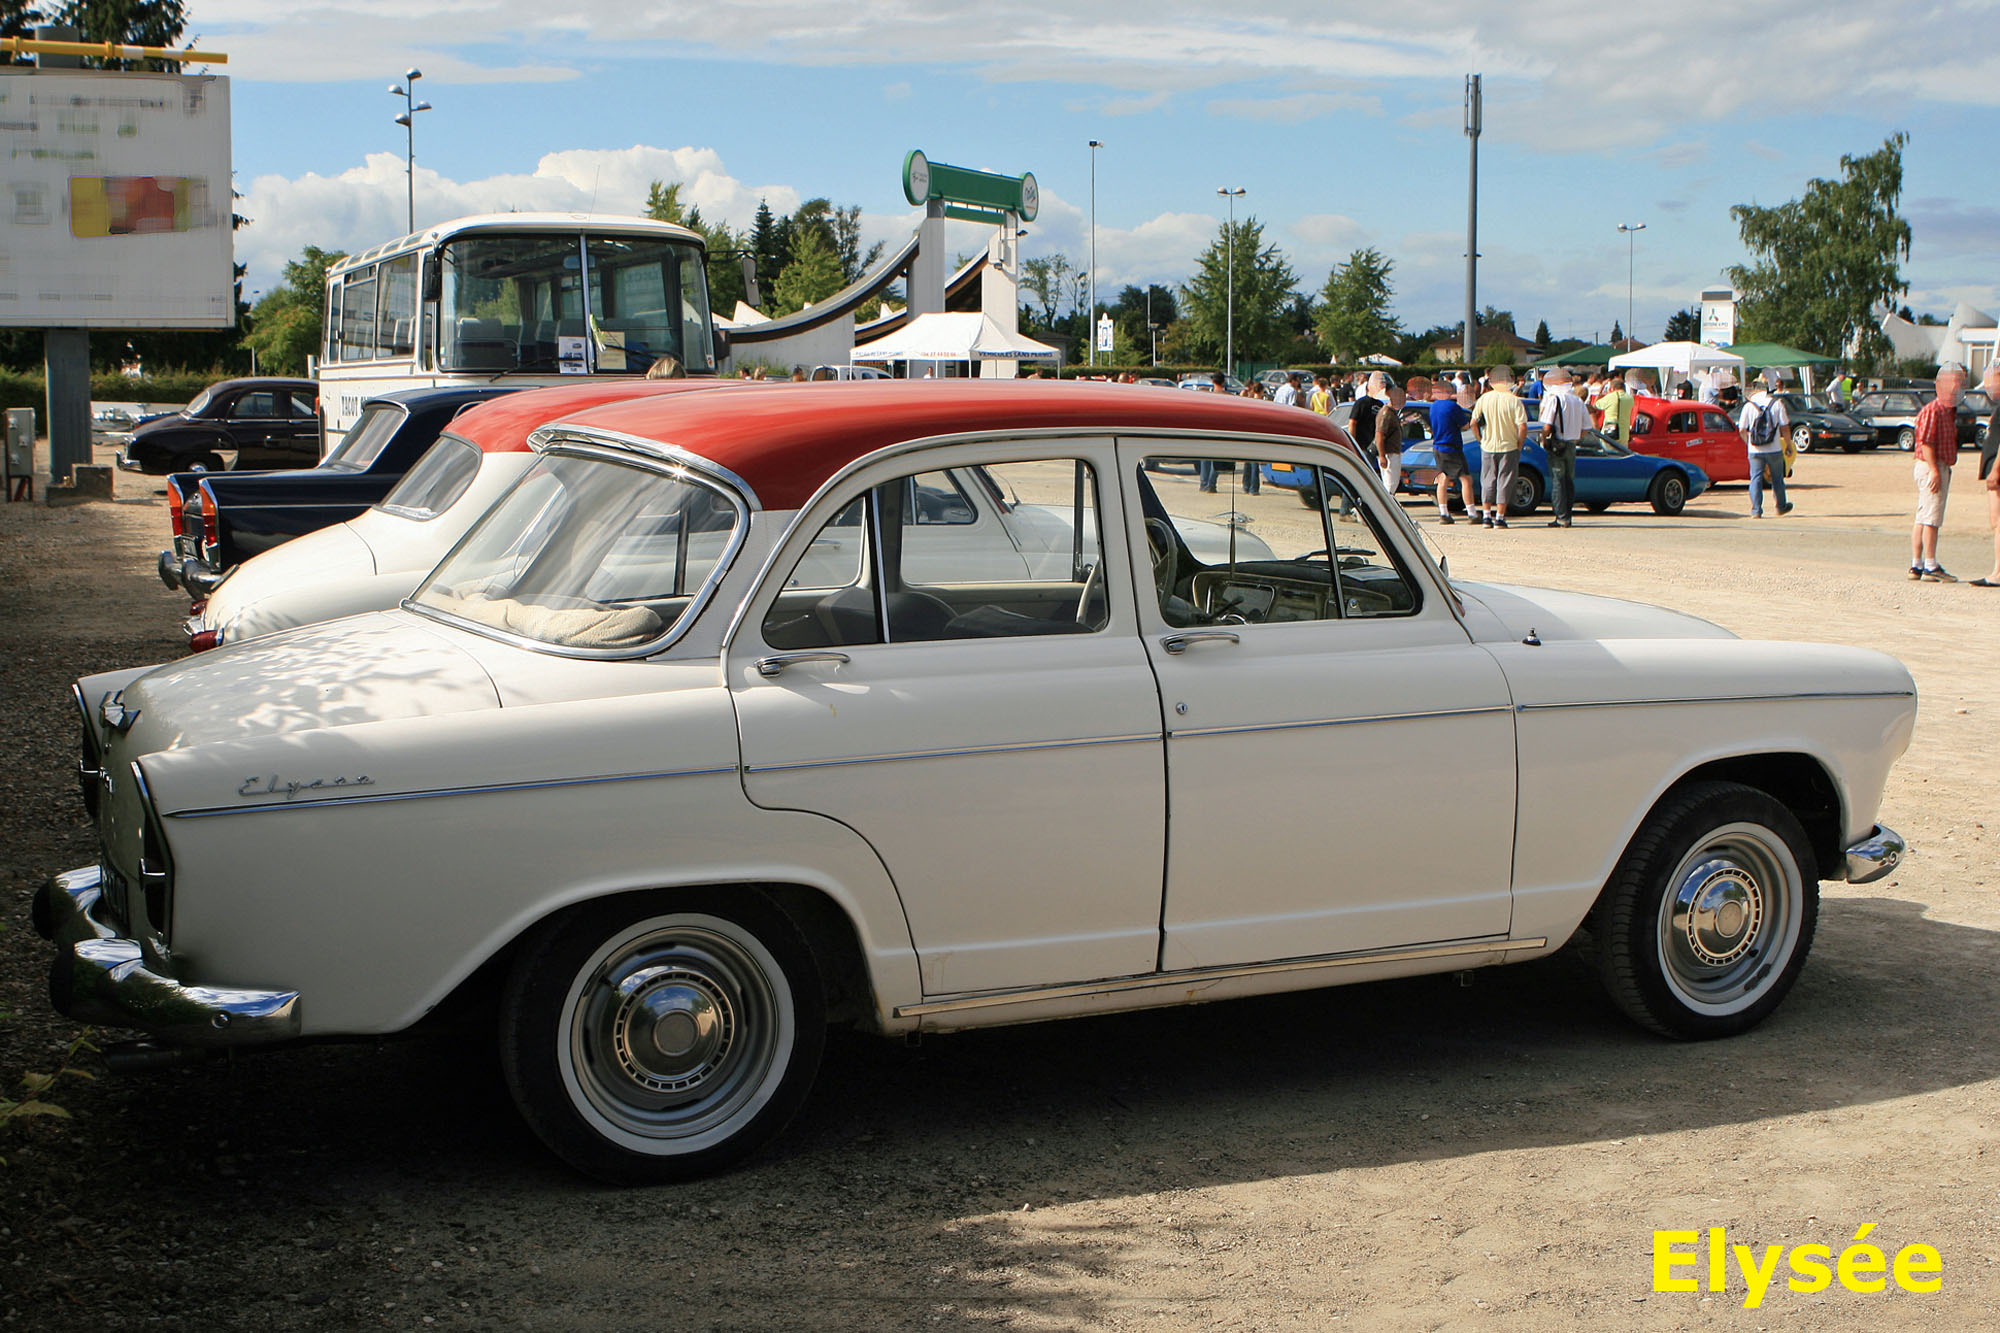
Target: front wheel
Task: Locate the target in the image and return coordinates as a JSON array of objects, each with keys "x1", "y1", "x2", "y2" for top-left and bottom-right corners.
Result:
[
  {"x1": 1648, "y1": 470, "x2": 1688, "y2": 515},
  {"x1": 1594, "y1": 781, "x2": 1818, "y2": 1039},
  {"x1": 500, "y1": 889, "x2": 826, "y2": 1183},
  {"x1": 1897, "y1": 426, "x2": 1916, "y2": 451}
]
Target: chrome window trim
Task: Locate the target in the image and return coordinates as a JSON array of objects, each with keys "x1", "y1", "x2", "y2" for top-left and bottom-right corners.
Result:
[
  {"x1": 725, "y1": 424, "x2": 1363, "y2": 657},
  {"x1": 401, "y1": 443, "x2": 750, "y2": 662},
  {"x1": 166, "y1": 764, "x2": 738, "y2": 820},
  {"x1": 525, "y1": 424, "x2": 762, "y2": 511}
]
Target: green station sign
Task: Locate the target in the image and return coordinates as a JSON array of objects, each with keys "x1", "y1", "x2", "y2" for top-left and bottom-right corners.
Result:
[{"x1": 902, "y1": 150, "x2": 1039, "y2": 223}]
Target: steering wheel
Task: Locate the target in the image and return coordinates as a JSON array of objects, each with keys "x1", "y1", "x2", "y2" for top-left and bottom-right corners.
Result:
[
  {"x1": 1145, "y1": 518, "x2": 1178, "y2": 604},
  {"x1": 1074, "y1": 558, "x2": 1105, "y2": 626}
]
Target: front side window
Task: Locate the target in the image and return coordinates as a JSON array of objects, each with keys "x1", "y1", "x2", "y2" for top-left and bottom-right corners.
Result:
[
  {"x1": 762, "y1": 458, "x2": 1108, "y2": 649},
  {"x1": 375, "y1": 253, "x2": 418, "y2": 358},
  {"x1": 377, "y1": 437, "x2": 480, "y2": 519},
  {"x1": 413, "y1": 451, "x2": 743, "y2": 654},
  {"x1": 1138, "y1": 456, "x2": 1418, "y2": 626}
]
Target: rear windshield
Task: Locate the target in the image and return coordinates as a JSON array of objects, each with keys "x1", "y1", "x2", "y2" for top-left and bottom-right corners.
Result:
[
  {"x1": 323, "y1": 403, "x2": 408, "y2": 471},
  {"x1": 377, "y1": 437, "x2": 479, "y2": 520}
]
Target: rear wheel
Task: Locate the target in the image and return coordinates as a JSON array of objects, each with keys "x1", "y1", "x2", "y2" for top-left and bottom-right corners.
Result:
[
  {"x1": 1648, "y1": 470, "x2": 1688, "y2": 515},
  {"x1": 1791, "y1": 424, "x2": 1814, "y2": 454},
  {"x1": 1594, "y1": 781, "x2": 1818, "y2": 1039},
  {"x1": 1506, "y1": 468, "x2": 1543, "y2": 516},
  {"x1": 500, "y1": 889, "x2": 825, "y2": 1183},
  {"x1": 193, "y1": 452, "x2": 225, "y2": 473},
  {"x1": 1897, "y1": 426, "x2": 1916, "y2": 451}
]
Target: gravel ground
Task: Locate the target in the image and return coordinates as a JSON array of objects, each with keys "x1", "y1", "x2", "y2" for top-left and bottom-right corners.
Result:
[{"x1": 3, "y1": 446, "x2": 1998, "y2": 1331}]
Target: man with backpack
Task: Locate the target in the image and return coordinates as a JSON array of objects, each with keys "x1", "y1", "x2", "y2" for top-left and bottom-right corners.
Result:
[{"x1": 1739, "y1": 373, "x2": 1793, "y2": 518}]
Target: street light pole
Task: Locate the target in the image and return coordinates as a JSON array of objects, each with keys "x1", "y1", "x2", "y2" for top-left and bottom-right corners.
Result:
[
  {"x1": 1088, "y1": 140, "x2": 1101, "y2": 367},
  {"x1": 389, "y1": 68, "x2": 432, "y2": 234},
  {"x1": 1618, "y1": 222, "x2": 1647, "y2": 346},
  {"x1": 1217, "y1": 186, "x2": 1244, "y2": 379},
  {"x1": 1463, "y1": 74, "x2": 1481, "y2": 368}
]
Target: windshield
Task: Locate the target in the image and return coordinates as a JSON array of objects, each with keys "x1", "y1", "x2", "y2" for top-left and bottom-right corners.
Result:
[
  {"x1": 437, "y1": 232, "x2": 713, "y2": 376},
  {"x1": 183, "y1": 387, "x2": 214, "y2": 417},
  {"x1": 1785, "y1": 394, "x2": 1831, "y2": 413},
  {"x1": 377, "y1": 437, "x2": 479, "y2": 519},
  {"x1": 323, "y1": 403, "x2": 408, "y2": 471},
  {"x1": 412, "y1": 451, "x2": 742, "y2": 654}
]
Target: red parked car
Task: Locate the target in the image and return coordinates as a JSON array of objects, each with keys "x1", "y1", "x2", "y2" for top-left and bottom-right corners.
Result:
[{"x1": 1626, "y1": 396, "x2": 1748, "y2": 484}]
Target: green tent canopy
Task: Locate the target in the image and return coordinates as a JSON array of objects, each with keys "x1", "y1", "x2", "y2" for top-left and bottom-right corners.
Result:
[
  {"x1": 1721, "y1": 341, "x2": 1839, "y2": 369},
  {"x1": 1531, "y1": 343, "x2": 1618, "y2": 367}
]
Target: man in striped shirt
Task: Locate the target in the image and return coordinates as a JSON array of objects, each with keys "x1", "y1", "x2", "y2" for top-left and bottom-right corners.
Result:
[{"x1": 1909, "y1": 364, "x2": 1965, "y2": 582}]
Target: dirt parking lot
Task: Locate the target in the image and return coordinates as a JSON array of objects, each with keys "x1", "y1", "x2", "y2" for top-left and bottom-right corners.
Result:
[{"x1": 2, "y1": 444, "x2": 1997, "y2": 1331}]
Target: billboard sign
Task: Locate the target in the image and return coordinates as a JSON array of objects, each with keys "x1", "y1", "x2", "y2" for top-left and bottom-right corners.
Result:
[
  {"x1": 1699, "y1": 287, "x2": 1737, "y2": 348},
  {"x1": 0, "y1": 69, "x2": 233, "y2": 328}
]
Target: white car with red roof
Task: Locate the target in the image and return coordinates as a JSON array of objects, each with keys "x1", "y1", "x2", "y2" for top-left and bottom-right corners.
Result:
[
  {"x1": 41, "y1": 381, "x2": 1914, "y2": 1183},
  {"x1": 185, "y1": 379, "x2": 741, "y2": 650}
]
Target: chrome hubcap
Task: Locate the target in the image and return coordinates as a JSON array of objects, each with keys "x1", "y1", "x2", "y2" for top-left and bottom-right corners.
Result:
[
  {"x1": 1657, "y1": 824, "x2": 1799, "y2": 1013},
  {"x1": 564, "y1": 920, "x2": 785, "y2": 1145}
]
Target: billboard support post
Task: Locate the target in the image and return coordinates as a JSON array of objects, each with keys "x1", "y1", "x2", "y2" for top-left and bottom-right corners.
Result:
[{"x1": 33, "y1": 27, "x2": 90, "y2": 484}]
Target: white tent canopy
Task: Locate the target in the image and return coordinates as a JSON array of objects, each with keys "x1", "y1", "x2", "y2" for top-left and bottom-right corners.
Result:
[
  {"x1": 853, "y1": 312, "x2": 1059, "y2": 362},
  {"x1": 1607, "y1": 341, "x2": 1747, "y2": 375}
]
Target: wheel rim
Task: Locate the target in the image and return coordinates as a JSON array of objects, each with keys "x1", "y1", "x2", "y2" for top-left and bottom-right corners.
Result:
[
  {"x1": 1792, "y1": 426, "x2": 1811, "y2": 451},
  {"x1": 1656, "y1": 823, "x2": 1802, "y2": 1015},
  {"x1": 1511, "y1": 476, "x2": 1535, "y2": 512},
  {"x1": 560, "y1": 917, "x2": 792, "y2": 1153}
]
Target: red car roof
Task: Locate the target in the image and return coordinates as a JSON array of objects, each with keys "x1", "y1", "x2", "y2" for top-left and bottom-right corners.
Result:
[
  {"x1": 549, "y1": 380, "x2": 1358, "y2": 510},
  {"x1": 448, "y1": 379, "x2": 741, "y2": 453}
]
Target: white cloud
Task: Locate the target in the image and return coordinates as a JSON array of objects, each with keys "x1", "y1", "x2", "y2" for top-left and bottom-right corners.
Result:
[
  {"x1": 235, "y1": 145, "x2": 799, "y2": 293},
  {"x1": 202, "y1": 2, "x2": 2000, "y2": 146}
]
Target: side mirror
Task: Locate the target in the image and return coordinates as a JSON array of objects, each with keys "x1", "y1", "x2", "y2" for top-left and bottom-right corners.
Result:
[{"x1": 711, "y1": 326, "x2": 731, "y2": 370}]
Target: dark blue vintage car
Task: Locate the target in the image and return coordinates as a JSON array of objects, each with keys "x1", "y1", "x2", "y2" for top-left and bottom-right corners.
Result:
[{"x1": 159, "y1": 385, "x2": 518, "y2": 596}]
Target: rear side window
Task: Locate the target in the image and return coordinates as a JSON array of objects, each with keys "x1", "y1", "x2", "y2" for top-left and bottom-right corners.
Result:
[{"x1": 379, "y1": 437, "x2": 479, "y2": 519}]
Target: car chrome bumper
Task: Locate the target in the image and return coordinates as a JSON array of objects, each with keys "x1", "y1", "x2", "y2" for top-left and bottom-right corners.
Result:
[
  {"x1": 1840, "y1": 824, "x2": 1905, "y2": 885},
  {"x1": 115, "y1": 452, "x2": 145, "y2": 472},
  {"x1": 31, "y1": 865, "x2": 301, "y2": 1047},
  {"x1": 155, "y1": 548, "x2": 224, "y2": 596}
]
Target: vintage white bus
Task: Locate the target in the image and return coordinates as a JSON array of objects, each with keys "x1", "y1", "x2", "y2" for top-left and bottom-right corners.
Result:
[{"x1": 316, "y1": 213, "x2": 722, "y2": 441}]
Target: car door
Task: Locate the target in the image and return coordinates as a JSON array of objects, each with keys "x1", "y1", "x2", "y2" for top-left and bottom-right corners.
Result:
[
  {"x1": 1123, "y1": 440, "x2": 1518, "y2": 971},
  {"x1": 728, "y1": 440, "x2": 1168, "y2": 998},
  {"x1": 277, "y1": 391, "x2": 323, "y2": 462},
  {"x1": 223, "y1": 389, "x2": 285, "y2": 466},
  {"x1": 1697, "y1": 407, "x2": 1747, "y2": 481}
]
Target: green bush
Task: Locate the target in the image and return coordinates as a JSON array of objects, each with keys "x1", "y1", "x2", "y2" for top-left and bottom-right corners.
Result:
[{"x1": 0, "y1": 369, "x2": 231, "y2": 423}]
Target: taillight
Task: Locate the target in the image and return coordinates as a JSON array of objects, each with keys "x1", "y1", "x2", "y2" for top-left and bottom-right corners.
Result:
[
  {"x1": 187, "y1": 598, "x2": 207, "y2": 616},
  {"x1": 198, "y1": 482, "x2": 219, "y2": 561},
  {"x1": 165, "y1": 478, "x2": 185, "y2": 538},
  {"x1": 188, "y1": 628, "x2": 222, "y2": 652}
]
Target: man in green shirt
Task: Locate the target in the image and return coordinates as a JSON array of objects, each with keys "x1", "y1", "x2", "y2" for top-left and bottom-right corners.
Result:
[
  {"x1": 1595, "y1": 376, "x2": 1636, "y2": 445},
  {"x1": 1470, "y1": 364, "x2": 1529, "y2": 528}
]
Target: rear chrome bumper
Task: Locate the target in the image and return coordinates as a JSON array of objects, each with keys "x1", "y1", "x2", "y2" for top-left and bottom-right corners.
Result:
[
  {"x1": 1840, "y1": 824, "x2": 1905, "y2": 885},
  {"x1": 32, "y1": 865, "x2": 301, "y2": 1048},
  {"x1": 155, "y1": 548, "x2": 223, "y2": 596}
]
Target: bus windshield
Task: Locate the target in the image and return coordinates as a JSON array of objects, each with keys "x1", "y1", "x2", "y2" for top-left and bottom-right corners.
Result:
[{"x1": 437, "y1": 232, "x2": 714, "y2": 376}]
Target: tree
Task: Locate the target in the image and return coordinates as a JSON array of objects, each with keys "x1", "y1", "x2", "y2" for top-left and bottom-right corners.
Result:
[
  {"x1": 749, "y1": 201, "x2": 782, "y2": 302},
  {"x1": 1728, "y1": 134, "x2": 1911, "y2": 363},
  {"x1": 1662, "y1": 307, "x2": 1701, "y2": 343},
  {"x1": 1476, "y1": 305, "x2": 1515, "y2": 332},
  {"x1": 1178, "y1": 216, "x2": 1300, "y2": 367},
  {"x1": 1019, "y1": 254, "x2": 1076, "y2": 331},
  {"x1": 768, "y1": 225, "x2": 843, "y2": 316},
  {"x1": 242, "y1": 245, "x2": 345, "y2": 376},
  {"x1": 1109, "y1": 284, "x2": 1177, "y2": 359},
  {"x1": 51, "y1": 1, "x2": 186, "y2": 69},
  {"x1": 1533, "y1": 319, "x2": 1552, "y2": 347},
  {"x1": 644, "y1": 179, "x2": 748, "y2": 314},
  {"x1": 1313, "y1": 247, "x2": 1399, "y2": 362}
]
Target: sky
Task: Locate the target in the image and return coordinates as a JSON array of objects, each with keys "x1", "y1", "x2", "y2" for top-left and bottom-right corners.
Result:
[{"x1": 195, "y1": 0, "x2": 2000, "y2": 346}]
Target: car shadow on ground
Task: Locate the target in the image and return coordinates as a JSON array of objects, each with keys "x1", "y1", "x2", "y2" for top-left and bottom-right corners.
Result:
[{"x1": 9, "y1": 893, "x2": 1995, "y2": 1328}]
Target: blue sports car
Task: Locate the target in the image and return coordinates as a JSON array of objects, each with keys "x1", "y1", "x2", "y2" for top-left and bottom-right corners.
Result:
[{"x1": 1264, "y1": 404, "x2": 1708, "y2": 515}]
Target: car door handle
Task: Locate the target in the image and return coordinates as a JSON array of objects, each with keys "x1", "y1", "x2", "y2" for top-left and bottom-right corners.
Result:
[
  {"x1": 754, "y1": 651, "x2": 852, "y2": 678},
  {"x1": 1160, "y1": 630, "x2": 1241, "y2": 654}
]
